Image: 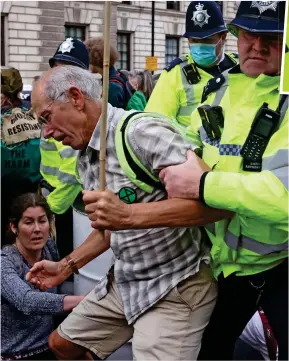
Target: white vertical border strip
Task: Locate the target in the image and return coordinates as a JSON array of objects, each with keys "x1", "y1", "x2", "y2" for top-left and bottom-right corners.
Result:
[
  {"x1": 280, "y1": 0, "x2": 289, "y2": 94},
  {"x1": 4, "y1": 14, "x2": 8, "y2": 66}
]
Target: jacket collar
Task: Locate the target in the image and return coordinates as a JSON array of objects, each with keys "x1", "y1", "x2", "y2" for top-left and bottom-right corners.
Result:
[{"x1": 229, "y1": 65, "x2": 280, "y2": 91}]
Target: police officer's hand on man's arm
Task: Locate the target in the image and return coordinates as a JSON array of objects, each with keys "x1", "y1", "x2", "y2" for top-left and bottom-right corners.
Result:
[
  {"x1": 159, "y1": 150, "x2": 209, "y2": 199},
  {"x1": 26, "y1": 229, "x2": 111, "y2": 290}
]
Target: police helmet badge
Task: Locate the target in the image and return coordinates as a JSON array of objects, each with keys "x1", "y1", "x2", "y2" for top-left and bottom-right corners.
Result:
[
  {"x1": 250, "y1": 1, "x2": 279, "y2": 14},
  {"x1": 192, "y1": 3, "x2": 211, "y2": 28},
  {"x1": 59, "y1": 37, "x2": 75, "y2": 54}
]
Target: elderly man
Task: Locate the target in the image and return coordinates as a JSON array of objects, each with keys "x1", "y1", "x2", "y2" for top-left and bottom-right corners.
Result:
[
  {"x1": 81, "y1": 1, "x2": 288, "y2": 360},
  {"x1": 27, "y1": 64, "x2": 235, "y2": 360}
]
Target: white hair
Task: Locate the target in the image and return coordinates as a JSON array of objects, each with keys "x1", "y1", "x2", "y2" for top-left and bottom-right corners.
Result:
[{"x1": 43, "y1": 65, "x2": 102, "y2": 102}]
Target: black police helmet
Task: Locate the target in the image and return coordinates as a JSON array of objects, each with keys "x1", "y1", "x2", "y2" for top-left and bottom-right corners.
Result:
[
  {"x1": 228, "y1": 1, "x2": 285, "y2": 37},
  {"x1": 184, "y1": 1, "x2": 227, "y2": 39},
  {"x1": 49, "y1": 38, "x2": 89, "y2": 70}
]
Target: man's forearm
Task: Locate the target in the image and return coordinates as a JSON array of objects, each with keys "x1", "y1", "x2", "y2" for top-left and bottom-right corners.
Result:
[
  {"x1": 60, "y1": 229, "x2": 111, "y2": 272},
  {"x1": 129, "y1": 199, "x2": 233, "y2": 229}
]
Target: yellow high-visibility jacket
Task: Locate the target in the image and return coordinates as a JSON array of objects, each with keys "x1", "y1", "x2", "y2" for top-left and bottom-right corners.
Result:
[
  {"x1": 146, "y1": 53, "x2": 237, "y2": 129},
  {"x1": 40, "y1": 138, "x2": 82, "y2": 214},
  {"x1": 186, "y1": 67, "x2": 288, "y2": 279}
]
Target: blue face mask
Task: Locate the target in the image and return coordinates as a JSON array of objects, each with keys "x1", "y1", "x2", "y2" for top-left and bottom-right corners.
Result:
[{"x1": 189, "y1": 40, "x2": 221, "y2": 67}]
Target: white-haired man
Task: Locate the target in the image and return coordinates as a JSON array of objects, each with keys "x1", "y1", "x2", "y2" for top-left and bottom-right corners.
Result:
[{"x1": 27, "y1": 65, "x2": 232, "y2": 360}]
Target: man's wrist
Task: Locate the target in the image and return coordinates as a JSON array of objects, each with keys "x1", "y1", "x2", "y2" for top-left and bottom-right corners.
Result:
[
  {"x1": 125, "y1": 204, "x2": 134, "y2": 228},
  {"x1": 65, "y1": 255, "x2": 79, "y2": 274},
  {"x1": 59, "y1": 258, "x2": 73, "y2": 278}
]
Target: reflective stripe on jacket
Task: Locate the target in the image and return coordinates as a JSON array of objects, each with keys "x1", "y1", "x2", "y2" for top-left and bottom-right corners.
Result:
[
  {"x1": 145, "y1": 53, "x2": 237, "y2": 129},
  {"x1": 40, "y1": 138, "x2": 82, "y2": 214}
]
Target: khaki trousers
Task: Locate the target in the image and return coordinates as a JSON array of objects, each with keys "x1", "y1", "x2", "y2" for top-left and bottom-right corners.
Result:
[{"x1": 58, "y1": 263, "x2": 217, "y2": 360}]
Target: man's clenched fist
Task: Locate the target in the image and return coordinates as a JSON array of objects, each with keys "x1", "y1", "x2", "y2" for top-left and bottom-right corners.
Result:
[{"x1": 83, "y1": 189, "x2": 133, "y2": 230}]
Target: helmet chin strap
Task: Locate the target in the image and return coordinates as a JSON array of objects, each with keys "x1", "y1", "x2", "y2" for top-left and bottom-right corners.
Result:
[
  {"x1": 214, "y1": 38, "x2": 224, "y2": 64},
  {"x1": 216, "y1": 47, "x2": 225, "y2": 65}
]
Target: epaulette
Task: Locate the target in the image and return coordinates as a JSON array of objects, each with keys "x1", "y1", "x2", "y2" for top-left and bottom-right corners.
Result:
[
  {"x1": 201, "y1": 74, "x2": 226, "y2": 103},
  {"x1": 164, "y1": 56, "x2": 187, "y2": 72},
  {"x1": 227, "y1": 52, "x2": 239, "y2": 66}
]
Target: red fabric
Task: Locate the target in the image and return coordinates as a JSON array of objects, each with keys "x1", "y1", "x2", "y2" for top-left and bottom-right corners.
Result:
[{"x1": 258, "y1": 308, "x2": 278, "y2": 360}]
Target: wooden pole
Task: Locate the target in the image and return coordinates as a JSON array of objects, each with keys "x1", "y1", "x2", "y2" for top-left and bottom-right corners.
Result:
[{"x1": 99, "y1": 1, "x2": 111, "y2": 191}]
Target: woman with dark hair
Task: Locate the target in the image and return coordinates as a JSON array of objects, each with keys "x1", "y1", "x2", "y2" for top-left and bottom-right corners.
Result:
[
  {"x1": 1, "y1": 67, "x2": 42, "y2": 242},
  {"x1": 1, "y1": 193, "x2": 84, "y2": 361}
]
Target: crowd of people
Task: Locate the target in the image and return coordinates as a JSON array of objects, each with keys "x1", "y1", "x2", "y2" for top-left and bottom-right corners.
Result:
[{"x1": 1, "y1": 1, "x2": 288, "y2": 360}]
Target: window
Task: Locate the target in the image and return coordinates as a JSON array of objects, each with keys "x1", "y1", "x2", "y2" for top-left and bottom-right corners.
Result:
[
  {"x1": 167, "y1": 2, "x2": 180, "y2": 11},
  {"x1": 1, "y1": 15, "x2": 6, "y2": 66},
  {"x1": 165, "y1": 36, "x2": 179, "y2": 65},
  {"x1": 215, "y1": 1, "x2": 223, "y2": 13},
  {"x1": 121, "y1": 1, "x2": 131, "y2": 4},
  {"x1": 65, "y1": 25, "x2": 86, "y2": 41},
  {"x1": 116, "y1": 32, "x2": 131, "y2": 70}
]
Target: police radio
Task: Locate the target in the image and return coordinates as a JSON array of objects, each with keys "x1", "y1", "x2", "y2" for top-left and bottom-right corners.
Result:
[
  {"x1": 197, "y1": 105, "x2": 224, "y2": 140},
  {"x1": 182, "y1": 63, "x2": 201, "y2": 84},
  {"x1": 241, "y1": 101, "x2": 283, "y2": 172}
]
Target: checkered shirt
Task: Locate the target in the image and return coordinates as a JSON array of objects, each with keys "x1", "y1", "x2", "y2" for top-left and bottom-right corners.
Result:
[{"x1": 77, "y1": 104, "x2": 210, "y2": 324}]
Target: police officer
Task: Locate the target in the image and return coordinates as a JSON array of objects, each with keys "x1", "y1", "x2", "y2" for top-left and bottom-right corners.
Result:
[
  {"x1": 40, "y1": 38, "x2": 86, "y2": 258},
  {"x1": 146, "y1": 1, "x2": 238, "y2": 129},
  {"x1": 158, "y1": 1, "x2": 288, "y2": 359},
  {"x1": 49, "y1": 37, "x2": 89, "y2": 69}
]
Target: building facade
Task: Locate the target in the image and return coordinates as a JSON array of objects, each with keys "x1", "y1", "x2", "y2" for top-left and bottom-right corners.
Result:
[{"x1": 1, "y1": 1, "x2": 239, "y2": 85}]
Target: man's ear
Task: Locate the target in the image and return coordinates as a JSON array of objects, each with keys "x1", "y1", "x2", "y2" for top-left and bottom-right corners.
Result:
[{"x1": 67, "y1": 87, "x2": 85, "y2": 110}]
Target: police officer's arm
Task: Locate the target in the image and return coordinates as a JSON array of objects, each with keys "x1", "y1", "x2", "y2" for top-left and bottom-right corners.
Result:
[
  {"x1": 46, "y1": 145, "x2": 82, "y2": 214},
  {"x1": 202, "y1": 169, "x2": 288, "y2": 231},
  {"x1": 189, "y1": 114, "x2": 288, "y2": 230},
  {"x1": 201, "y1": 135, "x2": 288, "y2": 230},
  {"x1": 145, "y1": 68, "x2": 180, "y2": 119},
  {"x1": 184, "y1": 100, "x2": 288, "y2": 229}
]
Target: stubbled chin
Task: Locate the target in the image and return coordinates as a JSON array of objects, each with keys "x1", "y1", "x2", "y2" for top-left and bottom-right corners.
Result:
[{"x1": 241, "y1": 63, "x2": 265, "y2": 78}]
